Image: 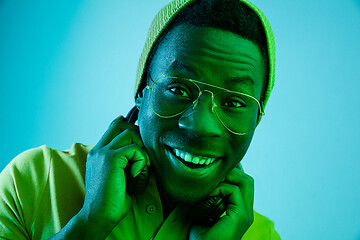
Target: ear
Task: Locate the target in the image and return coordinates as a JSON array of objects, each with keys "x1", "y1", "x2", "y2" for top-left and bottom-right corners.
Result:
[
  {"x1": 135, "y1": 88, "x2": 147, "y2": 108},
  {"x1": 256, "y1": 100, "x2": 265, "y2": 124}
]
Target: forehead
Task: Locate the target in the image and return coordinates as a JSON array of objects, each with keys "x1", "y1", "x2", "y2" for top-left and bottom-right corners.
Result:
[{"x1": 149, "y1": 25, "x2": 264, "y2": 97}]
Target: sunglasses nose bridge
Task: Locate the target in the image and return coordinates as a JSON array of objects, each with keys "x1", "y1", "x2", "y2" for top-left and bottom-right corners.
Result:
[{"x1": 191, "y1": 89, "x2": 217, "y2": 113}]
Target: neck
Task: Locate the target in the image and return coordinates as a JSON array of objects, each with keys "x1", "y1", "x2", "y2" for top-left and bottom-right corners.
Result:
[
  {"x1": 157, "y1": 183, "x2": 177, "y2": 220},
  {"x1": 150, "y1": 165, "x2": 177, "y2": 220}
]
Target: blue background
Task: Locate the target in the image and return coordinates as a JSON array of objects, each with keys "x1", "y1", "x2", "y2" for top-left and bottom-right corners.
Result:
[{"x1": 1, "y1": 0, "x2": 360, "y2": 239}]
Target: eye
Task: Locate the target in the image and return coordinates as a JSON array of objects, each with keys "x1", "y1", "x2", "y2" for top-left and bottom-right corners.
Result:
[
  {"x1": 168, "y1": 86, "x2": 191, "y2": 98},
  {"x1": 223, "y1": 97, "x2": 246, "y2": 109}
]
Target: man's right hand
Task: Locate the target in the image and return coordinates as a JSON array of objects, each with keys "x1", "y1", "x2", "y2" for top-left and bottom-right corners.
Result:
[{"x1": 80, "y1": 116, "x2": 150, "y2": 235}]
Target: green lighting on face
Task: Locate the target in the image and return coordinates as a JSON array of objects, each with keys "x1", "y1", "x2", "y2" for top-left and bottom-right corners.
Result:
[{"x1": 146, "y1": 76, "x2": 265, "y2": 135}]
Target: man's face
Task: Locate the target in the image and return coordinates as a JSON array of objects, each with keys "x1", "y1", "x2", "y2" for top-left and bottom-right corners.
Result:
[{"x1": 136, "y1": 25, "x2": 264, "y2": 203}]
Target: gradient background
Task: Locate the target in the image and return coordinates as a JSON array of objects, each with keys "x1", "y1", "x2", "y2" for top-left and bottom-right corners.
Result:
[{"x1": 1, "y1": 0, "x2": 360, "y2": 239}]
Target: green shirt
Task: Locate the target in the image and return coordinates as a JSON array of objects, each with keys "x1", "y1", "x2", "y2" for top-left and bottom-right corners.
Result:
[{"x1": 0, "y1": 143, "x2": 281, "y2": 239}]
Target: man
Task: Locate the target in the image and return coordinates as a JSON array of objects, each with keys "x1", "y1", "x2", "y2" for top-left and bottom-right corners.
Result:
[{"x1": 0, "y1": 0, "x2": 280, "y2": 239}]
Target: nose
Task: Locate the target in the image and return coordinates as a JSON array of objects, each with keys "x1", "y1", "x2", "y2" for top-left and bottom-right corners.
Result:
[{"x1": 178, "y1": 91, "x2": 224, "y2": 137}]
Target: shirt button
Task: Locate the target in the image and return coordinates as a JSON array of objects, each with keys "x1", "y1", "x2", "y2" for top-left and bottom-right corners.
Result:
[{"x1": 146, "y1": 204, "x2": 156, "y2": 214}]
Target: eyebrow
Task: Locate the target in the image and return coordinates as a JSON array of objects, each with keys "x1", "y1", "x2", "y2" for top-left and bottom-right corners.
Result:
[
  {"x1": 169, "y1": 60, "x2": 255, "y2": 90},
  {"x1": 225, "y1": 76, "x2": 254, "y2": 87},
  {"x1": 169, "y1": 60, "x2": 194, "y2": 73}
]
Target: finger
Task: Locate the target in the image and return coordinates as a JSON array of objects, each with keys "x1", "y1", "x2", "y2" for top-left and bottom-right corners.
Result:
[
  {"x1": 109, "y1": 115, "x2": 126, "y2": 128},
  {"x1": 207, "y1": 182, "x2": 248, "y2": 226},
  {"x1": 111, "y1": 144, "x2": 148, "y2": 177},
  {"x1": 208, "y1": 182, "x2": 243, "y2": 207},
  {"x1": 224, "y1": 166, "x2": 245, "y2": 184},
  {"x1": 109, "y1": 115, "x2": 139, "y2": 132},
  {"x1": 225, "y1": 168, "x2": 254, "y2": 218},
  {"x1": 97, "y1": 116, "x2": 139, "y2": 148},
  {"x1": 131, "y1": 160, "x2": 148, "y2": 177},
  {"x1": 108, "y1": 128, "x2": 144, "y2": 150},
  {"x1": 108, "y1": 128, "x2": 150, "y2": 168},
  {"x1": 108, "y1": 129, "x2": 150, "y2": 166},
  {"x1": 236, "y1": 162, "x2": 244, "y2": 173}
]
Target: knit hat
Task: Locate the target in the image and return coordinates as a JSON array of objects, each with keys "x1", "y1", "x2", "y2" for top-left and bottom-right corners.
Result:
[{"x1": 134, "y1": 0, "x2": 275, "y2": 111}]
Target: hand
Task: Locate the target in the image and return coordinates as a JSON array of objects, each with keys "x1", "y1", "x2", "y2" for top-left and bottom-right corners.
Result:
[
  {"x1": 189, "y1": 167, "x2": 254, "y2": 240},
  {"x1": 80, "y1": 116, "x2": 150, "y2": 234}
]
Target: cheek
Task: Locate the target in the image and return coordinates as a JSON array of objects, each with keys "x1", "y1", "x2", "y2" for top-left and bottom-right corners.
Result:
[
  {"x1": 138, "y1": 112, "x2": 160, "y2": 170},
  {"x1": 229, "y1": 134, "x2": 254, "y2": 164},
  {"x1": 138, "y1": 104, "x2": 158, "y2": 147},
  {"x1": 137, "y1": 101, "x2": 172, "y2": 160}
]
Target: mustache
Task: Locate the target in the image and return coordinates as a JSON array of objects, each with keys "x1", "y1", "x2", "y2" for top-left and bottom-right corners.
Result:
[{"x1": 161, "y1": 132, "x2": 228, "y2": 155}]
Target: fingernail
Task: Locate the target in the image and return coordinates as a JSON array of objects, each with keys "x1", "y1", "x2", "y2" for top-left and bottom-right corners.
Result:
[{"x1": 134, "y1": 169, "x2": 142, "y2": 178}]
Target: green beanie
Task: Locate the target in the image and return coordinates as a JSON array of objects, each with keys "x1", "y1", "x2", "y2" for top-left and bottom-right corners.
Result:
[{"x1": 134, "y1": 0, "x2": 275, "y2": 110}]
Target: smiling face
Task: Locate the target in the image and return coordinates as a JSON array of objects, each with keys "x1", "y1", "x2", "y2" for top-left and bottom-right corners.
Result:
[{"x1": 136, "y1": 25, "x2": 265, "y2": 203}]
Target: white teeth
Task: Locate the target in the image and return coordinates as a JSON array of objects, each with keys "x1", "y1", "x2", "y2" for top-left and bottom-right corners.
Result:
[
  {"x1": 172, "y1": 148, "x2": 216, "y2": 166},
  {"x1": 192, "y1": 156, "x2": 200, "y2": 164},
  {"x1": 185, "y1": 153, "x2": 192, "y2": 162}
]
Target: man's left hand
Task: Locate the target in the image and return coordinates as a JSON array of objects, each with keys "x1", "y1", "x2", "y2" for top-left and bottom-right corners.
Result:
[{"x1": 189, "y1": 167, "x2": 254, "y2": 240}]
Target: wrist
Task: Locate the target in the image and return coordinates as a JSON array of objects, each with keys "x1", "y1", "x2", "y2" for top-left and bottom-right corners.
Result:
[
  {"x1": 77, "y1": 206, "x2": 118, "y2": 239},
  {"x1": 48, "y1": 209, "x2": 112, "y2": 240}
]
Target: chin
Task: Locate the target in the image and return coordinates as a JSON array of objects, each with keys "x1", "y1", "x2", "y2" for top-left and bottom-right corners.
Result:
[
  {"x1": 168, "y1": 189, "x2": 205, "y2": 205},
  {"x1": 159, "y1": 176, "x2": 217, "y2": 205}
]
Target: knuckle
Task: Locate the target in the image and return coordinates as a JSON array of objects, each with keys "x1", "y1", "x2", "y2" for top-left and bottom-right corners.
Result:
[
  {"x1": 111, "y1": 125, "x2": 132, "y2": 138},
  {"x1": 125, "y1": 142, "x2": 138, "y2": 148},
  {"x1": 229, "y1": 182, "x2": 240, "y2": 191},
  {"x1": 122, "y1": 128, "x2": 139, "y2": 140},
  {"x1": 118, "y1": 144, "x2": 143, "y2": 158},
  {"x1": 113, "y1": 129, "x2": 136, "y2": 144},
  {"x1": 243, "y1": 174, "x2": 254, "y2": 184},
  {"x1": 87, "y1": 149, "x2": 98, "y2": 159},
  {"x1": 225, "y1": 183, "x2": 237, "y2": 190},
  {"x1": 126, "y1": 143, "x2": 141, "y2": 152},
  {"x1": 121, "y1": 128, "x2": 132, "y2": 136},
  {"x1": 112, "y1": 118, "x2": 138, "y2": 131},
  {"x1": 110, "y1": 116, "x2": 126, "y2": 125}
]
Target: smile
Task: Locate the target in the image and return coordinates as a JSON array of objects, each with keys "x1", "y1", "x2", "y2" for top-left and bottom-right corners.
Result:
[
  {"x1": 173, "y1": 148, "x2": 216, "y2": 166},
  {"x1": 164, "y1": 146, "x2": 222, "y2": 179}
]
